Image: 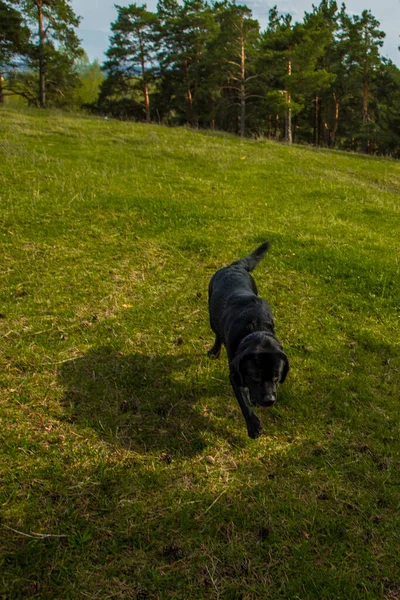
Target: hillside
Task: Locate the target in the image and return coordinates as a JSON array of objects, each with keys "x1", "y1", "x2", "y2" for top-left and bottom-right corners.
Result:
[{"x1": 1, "y1": 107, "x2": 400, "y2": 599}]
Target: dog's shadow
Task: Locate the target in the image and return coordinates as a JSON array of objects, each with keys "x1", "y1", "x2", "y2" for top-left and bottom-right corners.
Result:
[{"x1": 58, "y1": 346, "x2": 233, "y2": 457}]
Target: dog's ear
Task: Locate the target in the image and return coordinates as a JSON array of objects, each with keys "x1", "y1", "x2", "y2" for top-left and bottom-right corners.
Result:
[
  {"x1": 279, "y1": 352, "x2": 289, "y2": 383},
  {"x1": 229, "y1": 350, "x2": 251, "y2": 386}
]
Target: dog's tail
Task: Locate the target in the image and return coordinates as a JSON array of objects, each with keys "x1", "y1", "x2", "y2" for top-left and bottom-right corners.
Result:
[{"x1": 233, "y1": 241, "x2": 272, "y2": 272}]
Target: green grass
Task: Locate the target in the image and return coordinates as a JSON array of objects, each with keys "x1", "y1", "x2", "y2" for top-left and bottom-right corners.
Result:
[{"x1": 1, "y1": 106, "x2": 400, "y2": 599}]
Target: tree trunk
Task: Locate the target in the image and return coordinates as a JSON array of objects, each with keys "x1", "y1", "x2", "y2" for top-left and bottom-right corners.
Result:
[
  {"x1": 362, "y1": 77, "x2": 368, "y2": 122},
  {"x1": 192, "y1": 44, "x2": 200, "y2": 129},
  {"x1": 312, "y1": 97, "x2": 323, "y2": 146},
  {"x1": 0, "y1": 74, "x2": 4, "y2": 104},
  {"x1": 186, "y1": 87, "x2": 193, "y2": 125},
  {"x1": 317, "y1": 97, "x2": 322, "y2": 146},
  {"x1": 38, "y1": 0, "x2": 46, "y2": 108},
  {"x1": 284, "y1": 59, "x2": 292, "y2": 143},
  {"x1": 240, "y1": 18, "x2": 246, "y2": 138},
  {"x1": 329, "y1": 93, "x2": 340, "y2": 147},
  {"x1": 362, "y1": 76, "x2": 370, "y2": 153},
  {"x1": 184, "y1": 59, "x2": 193, "y2": 125},
  {"x1": 139, "y1": 34, "x2": 150, "y2": 123},
  {"x1": 313, "y1": 95, "x2": 319, "y2": 146},
  {"x1": 143, "y1": 82, "x2": 150, "y2": 123},
  {"x1": 274, "y1": 114, "x2": 279, "y2": 140}
]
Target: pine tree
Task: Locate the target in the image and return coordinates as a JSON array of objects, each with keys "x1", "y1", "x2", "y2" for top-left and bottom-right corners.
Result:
[
  {"x1": 339, "y1": 8, "x2": 385, "y2": 152},
  {"x1": 373, "y1": 58, "x2": 400, "y2": 155},
  {"x1": 14, "y1": 0, "x2": 82, "y2": 107},
  {"x1": 157, "y1": 0, "x2": 216, "y2": 127},
  {"x1": 307, "y1": 1, "x2": 345, "y2": 147},
  {"x1": 260, "y1": 5, "x2": 334, "y2": 143},
  {"x1": 260, "y1": 8, "x2": 303, "y2": 142},
  {"x1": 211, "y1": 1, "x2": 260, "y2": 137},
  {"x1": 104, "y1": 4, "x2": 159, "y2": 123}
]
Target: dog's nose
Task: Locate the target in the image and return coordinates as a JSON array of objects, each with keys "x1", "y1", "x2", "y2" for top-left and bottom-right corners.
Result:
[{"x1": 261, "y1": 396, "x2": 276, "y2": 407}]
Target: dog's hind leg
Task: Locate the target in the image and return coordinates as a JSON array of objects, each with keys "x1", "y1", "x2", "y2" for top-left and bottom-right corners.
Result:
[{"x1": 208, "y1": 334, "x2": 222, "y2": 358}]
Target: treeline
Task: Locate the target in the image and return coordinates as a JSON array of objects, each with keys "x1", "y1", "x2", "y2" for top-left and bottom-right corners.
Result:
[
  {"x1": 98, "y1": 0, "x2": 400, "y2": 154},
  {"x1": 2, "y1": 0, "x2": 400, "y2": 156}
]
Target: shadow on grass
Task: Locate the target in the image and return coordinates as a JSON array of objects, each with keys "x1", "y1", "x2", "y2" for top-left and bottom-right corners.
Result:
[{"x1": 59, "y1": 346, "x2": 237, "y2": 457}]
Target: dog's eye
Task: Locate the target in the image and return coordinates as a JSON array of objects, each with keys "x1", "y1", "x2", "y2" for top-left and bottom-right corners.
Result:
[{"x1": 249, "y1": 372, "x2": 262, "y2": 383}]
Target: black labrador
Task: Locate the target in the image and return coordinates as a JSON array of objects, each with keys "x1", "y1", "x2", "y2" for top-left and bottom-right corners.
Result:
[{"x1": 208, "y1": 241, "x2": 289, "y2": 438}]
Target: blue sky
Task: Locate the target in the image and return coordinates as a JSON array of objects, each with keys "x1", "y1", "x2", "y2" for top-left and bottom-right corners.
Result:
[{"x1": 71, "y1": 0, "x2": 400, "y2": 67}]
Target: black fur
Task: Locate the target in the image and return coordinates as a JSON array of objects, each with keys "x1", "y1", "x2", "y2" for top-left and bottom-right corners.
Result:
[{"x1": 208, "y1": 242, "x2": 289, "y2": 438}]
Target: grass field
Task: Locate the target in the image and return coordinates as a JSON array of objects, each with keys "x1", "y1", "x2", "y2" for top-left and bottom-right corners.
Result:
[{"x1": 1, "y1": 106, "x2": 400, "y2": 599}]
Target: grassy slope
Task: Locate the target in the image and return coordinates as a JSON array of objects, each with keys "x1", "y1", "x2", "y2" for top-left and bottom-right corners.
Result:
[{"x1": 0, "y1": 107, "x2": 399, "y2": 599}]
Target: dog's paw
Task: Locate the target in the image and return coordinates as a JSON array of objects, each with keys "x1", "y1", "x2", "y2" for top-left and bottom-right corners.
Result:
[
  {"x1": 207, "y1": 348, "x2": 220, "y2": 359},
  {"x1": 247, "y1": 420, "x2": 263, "y2": 439}
]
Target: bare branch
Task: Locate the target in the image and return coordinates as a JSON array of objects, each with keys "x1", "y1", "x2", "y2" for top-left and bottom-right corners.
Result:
[
  {"x1": 225, "y1": 59, "x2": 241, "y2": 69},
  {"x1": 245, "y1": 73, "x2": 260, "y2": 82}
]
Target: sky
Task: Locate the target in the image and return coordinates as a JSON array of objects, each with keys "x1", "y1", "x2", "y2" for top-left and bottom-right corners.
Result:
[{"x1": 71, "y1": 0, "x2": 400, "y2": 67}]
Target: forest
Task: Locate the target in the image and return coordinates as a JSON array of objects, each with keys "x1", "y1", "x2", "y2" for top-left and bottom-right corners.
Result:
[{"x1": 1, "y1": 0, "x2": 400, "y2": 155}]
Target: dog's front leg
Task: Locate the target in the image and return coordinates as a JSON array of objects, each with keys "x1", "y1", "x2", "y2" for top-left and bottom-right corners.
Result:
[{"x1": 229, "y1": 372, "x2": 263, "y2": 439}]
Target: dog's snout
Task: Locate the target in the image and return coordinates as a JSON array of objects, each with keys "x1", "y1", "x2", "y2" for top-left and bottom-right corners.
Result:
[
  {"x1": 249, "y1": 395, "x2": 275, "y2": 407},
  {"x1": 261, "y1": 397, "x2": 276, "y2": 407},
  {"x1": 259, "y1": 383, "x2": 277, "y2": 407}
]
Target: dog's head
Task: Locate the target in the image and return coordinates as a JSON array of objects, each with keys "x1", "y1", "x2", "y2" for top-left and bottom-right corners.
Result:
[{"x1": 230, "y1": 333, "x2": 289, "y2": 407}]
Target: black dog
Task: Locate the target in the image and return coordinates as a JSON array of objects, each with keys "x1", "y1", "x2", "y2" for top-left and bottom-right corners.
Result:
[{"x1": 208, "y1": 242, "x2": 289, "y2": 438}]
